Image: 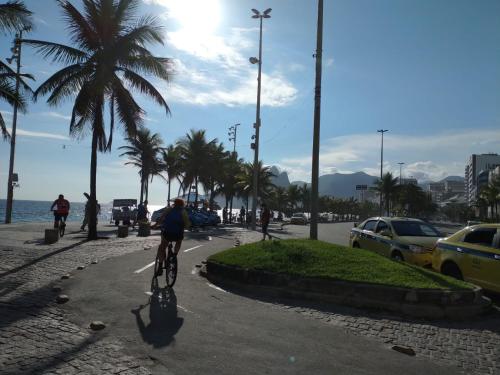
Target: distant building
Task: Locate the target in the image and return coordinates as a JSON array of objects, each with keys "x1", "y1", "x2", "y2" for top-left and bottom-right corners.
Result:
[
  {"x1": 465, "y1": 153, "x2": 500, "y2": 206},
  {"x1": 401, "y1": 177, "x2": 418, "y2": 185},
  {"x1": 444, "y1": 180, "x2": 464, "y2": 194},
  {"x1": 428, "y1": 182, "x2": 446, "y2": 204}
]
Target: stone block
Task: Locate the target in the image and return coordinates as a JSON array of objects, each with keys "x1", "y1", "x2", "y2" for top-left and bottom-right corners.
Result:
[
  {"x1": 117, "y1": 225, "x2": 128, "y2": 238},
  {"x1": 138, "y1": 222, "x2": 151, "y2": 237},
  {"x1": 44, "y1": 229, "x2": 59, "y2": 244}
]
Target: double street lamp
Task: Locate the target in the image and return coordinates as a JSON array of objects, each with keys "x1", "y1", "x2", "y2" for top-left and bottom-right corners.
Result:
[{"x1": 249, "y1": 8, "x2": 271, "y2": 230}]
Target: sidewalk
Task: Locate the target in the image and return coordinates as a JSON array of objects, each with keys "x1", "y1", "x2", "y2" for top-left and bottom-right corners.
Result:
[{"x1": 0, "y1": 222, "x2": 161, "y2": 374}]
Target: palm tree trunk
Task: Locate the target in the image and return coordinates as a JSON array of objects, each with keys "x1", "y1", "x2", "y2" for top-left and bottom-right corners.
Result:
[
  {"x1": 229, "y1": 194, "x2": 233, "y2": 224},
  {"x1": 88, "y1": 129, "x2": 98, "y2": 240},
  {"x1": 139, "y1": 174, "x2": 144, "y2": 204},
  {"x1": 167, "y1": 179, "x2": 171, "y2": 205},
  {"x1": 195, "y1": 176, "x2": 199, "y2": 206}
]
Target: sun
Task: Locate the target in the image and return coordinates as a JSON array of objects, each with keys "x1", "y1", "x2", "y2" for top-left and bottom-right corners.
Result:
[{"x1": 167, "y1": 0, "x2": 221, "y2": 36}]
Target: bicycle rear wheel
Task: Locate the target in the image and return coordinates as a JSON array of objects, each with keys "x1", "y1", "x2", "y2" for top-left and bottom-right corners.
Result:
[
  {"x1": 165, "y1": 245, "x2": 177, "y2": 288},
  {"x1": 59, "y1": 222, "x2": 65, "y2": 237}
]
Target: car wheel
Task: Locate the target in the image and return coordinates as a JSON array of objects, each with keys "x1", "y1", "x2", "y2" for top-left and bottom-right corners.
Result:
[
  {"x1": 441, "y1": 262, "x2": 463, "y2": 280},
  {"x1": 352, "y1": 242, "x2": 360, "y2": 249},
  {"x1": 391, "y1": 251, "x2": 404, "y2": 262}
]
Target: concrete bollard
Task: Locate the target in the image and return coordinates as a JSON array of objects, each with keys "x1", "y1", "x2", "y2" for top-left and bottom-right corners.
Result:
[
  {"x1": 138, "y1": 222, "x2": 151, "y2": 237},
  {"x1": 117, "y1": 225, "x2": 129, "y2": 238},
  {"x1": 44, "y1": 229, "x2": 59, "y2": 244}
]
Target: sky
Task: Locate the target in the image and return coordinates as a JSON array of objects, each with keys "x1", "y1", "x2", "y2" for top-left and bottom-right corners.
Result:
[{"x1": 0, "y1": 0, "x2": 500, "y2": 203}]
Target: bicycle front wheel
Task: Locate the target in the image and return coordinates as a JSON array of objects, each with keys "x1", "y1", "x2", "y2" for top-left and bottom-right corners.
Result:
[
  {"x1": 166, "y1": 254, "x2": 177, "y2": 288},
  {"x1": 59, "y1": 223, "x2": 65, "y2": 237}
]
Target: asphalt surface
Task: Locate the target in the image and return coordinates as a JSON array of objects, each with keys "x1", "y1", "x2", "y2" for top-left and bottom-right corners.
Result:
[{"x1": 60, "y1": 225, "x2": 459, "y2": 375}]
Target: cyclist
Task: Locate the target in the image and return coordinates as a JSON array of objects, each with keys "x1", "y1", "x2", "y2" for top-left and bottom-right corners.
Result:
[
  {"x1": 152, "y1": 198, "x2": 191, "y2": 276},
  {"x1": 50, "y1": 194, "x2": 70, "y2": 229}
]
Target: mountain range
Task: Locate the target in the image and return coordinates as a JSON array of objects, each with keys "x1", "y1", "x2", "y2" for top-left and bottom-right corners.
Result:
[{"x1": 269, "y1": 166, "x2": 465, "y2": 199}]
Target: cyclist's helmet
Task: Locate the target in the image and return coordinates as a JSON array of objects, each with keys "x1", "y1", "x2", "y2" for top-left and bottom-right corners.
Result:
[{"x1": 174, "y1": 198, "x2": 185, "y2": 207}]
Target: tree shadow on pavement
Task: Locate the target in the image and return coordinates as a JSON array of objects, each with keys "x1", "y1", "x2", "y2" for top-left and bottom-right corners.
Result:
[
  {"x1": 131, "y1": 287, "x2": 184, "y2": 349},
  {"x1": 0, "y1": 240, "x2": 87, "y2": 280}
]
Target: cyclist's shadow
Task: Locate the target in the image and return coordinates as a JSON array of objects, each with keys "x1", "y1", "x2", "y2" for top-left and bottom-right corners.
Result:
[{"x1": 131, "y1": 285, "x2": 184, "y2": 348}]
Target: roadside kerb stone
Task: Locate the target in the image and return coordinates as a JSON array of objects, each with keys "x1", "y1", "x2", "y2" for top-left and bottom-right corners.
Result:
[{"x1": 204, "y1": 260, "x2": 491, "y2": 320}]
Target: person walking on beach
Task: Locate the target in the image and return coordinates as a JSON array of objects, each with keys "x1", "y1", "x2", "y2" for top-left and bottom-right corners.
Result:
[
  {"x1": 260, "y1": 203, "x2": 272, "y2": 241},
  {"x1": 222, "y1": 207, "x2": 228, "y2": 224},
  {"x1": 50, "y1": 194, "x2": 70, "y2": 229},
  {"x1": 239, "y1": 206, "x2": 246, "y2": 225},
  {"x1": 81, "y1": 193, "x2": 100, "y2": 231}
]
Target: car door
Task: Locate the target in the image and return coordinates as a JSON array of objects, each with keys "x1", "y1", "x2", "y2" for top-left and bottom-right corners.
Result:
[
  {"x1": 373, "y1": 220, "x2": 392, "y2": 257},
  {"x1": 358, "y1": 219, "x2": 378, "y2": 250},
  {"x1": 459, "y1": 228, "x2": 498, "y2": 287}
]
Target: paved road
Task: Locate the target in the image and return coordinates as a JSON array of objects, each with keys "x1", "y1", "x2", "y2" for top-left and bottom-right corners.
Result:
[{"x1": 61, "y1": 227, "x2": 457, "y2": 375}]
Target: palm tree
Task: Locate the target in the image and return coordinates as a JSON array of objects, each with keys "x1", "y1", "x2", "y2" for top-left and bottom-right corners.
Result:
[
  {"x1": 0, "y1": 1, "x2": 32, "y2": 33},
  {"x1": 119, "y1": 127, "x2": 163, "y2": 204},
  {"x1": 218, "y1": 153, "x2": 243, "y2": 222},
  {"x1": 269, "y1": 186, "x2": 288, "y2": 216},
  {"x1": 298, "y1": 183, "x2": 311, "y2": 212},
  {"x1": 161, "y1": 144, "x2": 181, "y2": 205},
  {"x1": 373, "y1": 172, "x2": 399, "y2": 216},
  {"x1": 236, "y1": 161, "x2": 275, "y2": 210},
  {"x1": 201, "y1": 142, "x2": 228, "y2": 208},
  {"x1": 25, "y1": 0, "x2": 172, "y2": 239},
  {"x1": 286, "y1": 184, "x2": 301, "y2": 213},
  {"x1": 177, "y1": 129, "x2": 216, "y2": 205},
  {"x1": 479, "y1": 184, "x2": 499, "y2": 220}
]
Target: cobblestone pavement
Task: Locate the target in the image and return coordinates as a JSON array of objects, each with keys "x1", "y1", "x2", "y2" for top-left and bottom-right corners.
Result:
[{"x1": 0, "y1": 223, "x2": 163, "y2": 375}]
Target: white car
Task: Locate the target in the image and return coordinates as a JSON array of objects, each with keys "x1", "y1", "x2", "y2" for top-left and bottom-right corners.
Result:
[{"x1": 290, "y1": 213, "x2": 308, "y2": 225}]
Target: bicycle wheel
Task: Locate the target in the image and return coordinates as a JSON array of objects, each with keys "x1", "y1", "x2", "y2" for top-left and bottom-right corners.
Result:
[
  {"x1": 153, "y1": 255, "x2": 162, "y2": 278},
  {"x1": 59, "y1": 222, "x2": 65, "y2": 237},
  {"x1": 165, "y1": 247, "x2": 177, "y2": 287}
]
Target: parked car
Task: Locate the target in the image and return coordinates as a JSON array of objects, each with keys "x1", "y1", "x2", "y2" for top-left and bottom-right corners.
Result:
[
  {"x1": 432, "y1": 224, "x2": 500, "y2": 293},
  {"x1": 290, "y1": 213, "x2": 308, "y2": 225},
  {"x1": 349, "y1": 217, "x2": 443, "y2": 267}
]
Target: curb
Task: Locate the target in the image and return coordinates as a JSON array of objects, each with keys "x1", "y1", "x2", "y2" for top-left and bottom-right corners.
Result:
[{"x1": 202, "y1": 261, "x2": 492, "y2": 320}]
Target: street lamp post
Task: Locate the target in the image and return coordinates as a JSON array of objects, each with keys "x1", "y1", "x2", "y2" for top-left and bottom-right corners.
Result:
[
  {"x1": 228, "y1": 123, "x2": 240, "y2": 223},
  {"x1": 249, "y1": 8, "x2": 271, "y2": 230},
  {"x1": 310, "y1": 0, "x2": 324, "y2": 240},
  {"x1": 5, "y1": 29, "x2": 26, "y2": 224},
  {"x1": 398, "y1": 162, "x2": 405, "y2": 185},
  {"x1": 377, "y1": 129, "x2": 388, "y2": 216}
]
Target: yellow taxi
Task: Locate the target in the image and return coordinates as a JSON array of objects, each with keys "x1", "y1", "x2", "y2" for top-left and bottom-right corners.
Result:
[
  {"x1": 349, "y1": 217, "x2": 443, "y2": 267},
  {"x1": 432, "y1": 224, "x2": 500, "y2": 293}
]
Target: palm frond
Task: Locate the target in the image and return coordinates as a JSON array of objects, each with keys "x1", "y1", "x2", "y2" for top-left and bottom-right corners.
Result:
[
  {"x1": 0, "y1": 1, "x2": 32, "y2": 33},
  {"x1": 0, "y1": 112, "x2": 10, "y2": 140},
  {"x1": 120, "y1": 68, "x2": 170, "y2": 114},
  {"x1": 58, "y1": 0, "x2": 99, "y2": 51},
  {"x1": 22, "y1": 39, "x2": 87, "y2": 64}
]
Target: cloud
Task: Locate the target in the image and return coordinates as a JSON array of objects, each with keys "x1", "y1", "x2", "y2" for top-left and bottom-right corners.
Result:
[
  {"x1": 6, "y1": 127, "x2": 69, "y2": 140},
  {"x1": 40, "y1": 111, "x2": 72, "y2": 121},
  {"x1": 276, "y1": 128, "x2": 500, "y2": 183},
  {"x1": 145, "y1": 1, "x2": 298, "y2": 107}
]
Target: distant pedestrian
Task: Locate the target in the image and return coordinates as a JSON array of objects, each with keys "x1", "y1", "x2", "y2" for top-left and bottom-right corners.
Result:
[
  {"x1": 133, "y1": 200, "x2": 149, "y2": 228},
  {"x1": 260, "y1": 203, "x2": 272, "y2": 241},
  {"x1": 81, "y1": 193, "x2": 101, "y2": 231},
  {"x1": 239, "y1": 206, "x2": 246, "y2": 225},
  {"x1": 222, "y1": 207, "x2": 228, "y2": 224}
]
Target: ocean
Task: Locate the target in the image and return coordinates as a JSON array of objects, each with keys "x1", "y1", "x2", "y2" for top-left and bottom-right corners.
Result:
[{"x1": 0, "y1": 199, "x2": 241, "y2": 224}]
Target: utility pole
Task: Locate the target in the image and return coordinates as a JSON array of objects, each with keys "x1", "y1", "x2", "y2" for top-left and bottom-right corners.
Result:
[
  {"x1": 398, "y1": 162, "x2": 405, "y2": 185},
  {"x1": 250, "y1": 8, "x2": 271, "y2": 230},
  {"x1": 377, "y1": 129, "x2": 388, "y2": 216},
  {"x1": 310, "y1": 0, "x2": 323, "y2": 240},
  {"x1": 228, "y1": 123, "x2": 240, "y2": 223},
  {"x1": 5, "y1": 30, "x2": 25, "y2": 224}
]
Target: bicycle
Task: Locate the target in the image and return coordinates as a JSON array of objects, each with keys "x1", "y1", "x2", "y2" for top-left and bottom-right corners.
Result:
[
  {"x1": 52, "y1": 210, "x2": 67, "y2": 237},
  {"x1": 153, "y1": 241, "x2": 178, "y2": 288}
]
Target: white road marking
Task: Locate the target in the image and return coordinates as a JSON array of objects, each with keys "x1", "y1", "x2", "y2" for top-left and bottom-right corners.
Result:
[
  {"x1": 134, "y1": 261, "x2": 156, "y2": 274},
  {"x1": 206, "y1": 282, "x2": 228, "y2": 293},
  {"x1": 183, "y1": 245, "x2": 203, "y2": 253},
  {"x1": 134, "y1": 244, "x2": 203, "y2": 273}
]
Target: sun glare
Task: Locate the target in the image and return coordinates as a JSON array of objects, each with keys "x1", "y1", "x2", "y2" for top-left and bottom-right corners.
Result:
[{"x1": 168, "y1": 0, "x2": 221, "y2": 35}]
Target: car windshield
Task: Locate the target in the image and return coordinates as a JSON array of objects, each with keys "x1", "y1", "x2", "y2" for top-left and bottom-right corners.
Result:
[{"x1": 391, "y1": 221, "x2": 441, "y2": 237}]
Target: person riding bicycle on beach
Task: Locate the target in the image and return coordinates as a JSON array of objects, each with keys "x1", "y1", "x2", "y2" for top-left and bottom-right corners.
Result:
[
  {"x1": 50, "y1": 194, "x2": 70, "y2": 229},
  {"x1": 152, "y1": 198, "x2": 191, "y2": 275}
]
